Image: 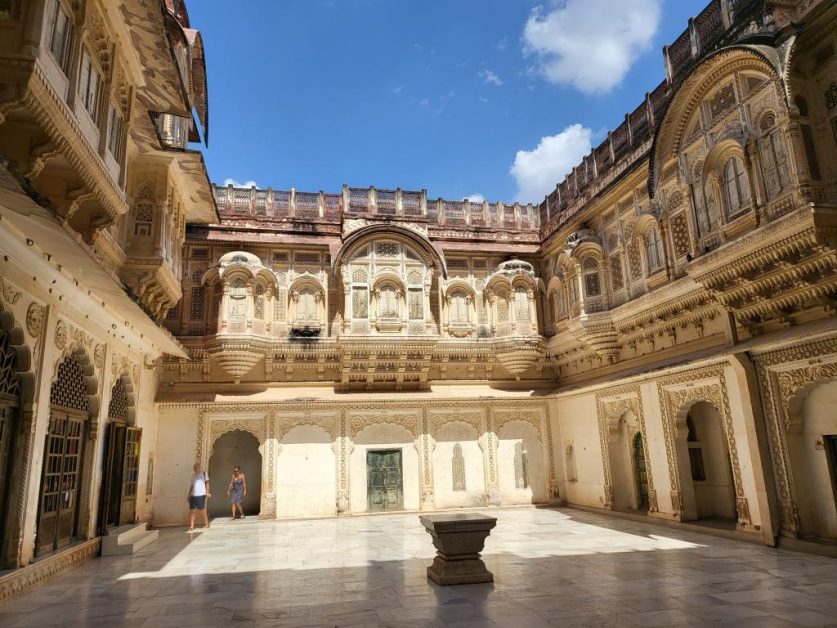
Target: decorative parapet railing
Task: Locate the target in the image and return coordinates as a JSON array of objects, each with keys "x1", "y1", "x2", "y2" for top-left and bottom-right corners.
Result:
[
  {"x1": 214, "y1": 184, "x2": 540, "y2": 233},
  {"x1": 538, "y1": 0, "x2": 767, "y2": 242}
]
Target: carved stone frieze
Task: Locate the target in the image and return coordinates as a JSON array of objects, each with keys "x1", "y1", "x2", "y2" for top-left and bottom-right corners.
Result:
[{"x1": 22, "y1": 302, "x2": 44, "y2": 339}]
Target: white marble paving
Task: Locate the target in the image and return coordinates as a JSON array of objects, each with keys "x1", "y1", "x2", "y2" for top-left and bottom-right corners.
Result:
[{"x1": 1, "y1": 507, "x2": 836, "y2": 627}]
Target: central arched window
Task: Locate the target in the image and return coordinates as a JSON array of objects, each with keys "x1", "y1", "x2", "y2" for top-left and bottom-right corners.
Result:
[
  {"x1": 645, "y1": 227, "x2": 664, "y2": 272},
  {"x1": 757, "y1": 113, "x2": 789, "y2": 199},
  {"x1": 449, "y1": 290, "x2": 470, "y2": 324},
  {"x1": 723, "y1": 157, "x2": 750, "y2": 216},
  {"x1": 295, "y1": 289, "x2": 318, "y2": 322},
  {"x1": 377, "y1": 285, "x2": 400, "y2": 319},
  {"x1": 228, "y1": 279, "x2": 247, "y2": 318},
  {"x1": 514, "y1": 286, "x2": 529, "y2": 322}
]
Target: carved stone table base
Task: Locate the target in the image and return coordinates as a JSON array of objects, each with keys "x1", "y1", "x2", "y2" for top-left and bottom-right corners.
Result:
[{"x1": 419, "y1": 513, "x2": 496, "y2": 585}]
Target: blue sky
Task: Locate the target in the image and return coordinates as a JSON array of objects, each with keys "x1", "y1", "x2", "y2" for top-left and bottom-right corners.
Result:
[{"x1": 189, "y1": 0, "x2": 707, "y2": 204}]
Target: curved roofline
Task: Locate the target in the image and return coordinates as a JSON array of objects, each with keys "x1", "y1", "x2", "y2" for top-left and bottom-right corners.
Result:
[
  {"x1": 647, "y1": 42, "x2": 784, "y2": 198},
  {"x1": 332, "y1": 223, "x2": 448, "y2": 279}
]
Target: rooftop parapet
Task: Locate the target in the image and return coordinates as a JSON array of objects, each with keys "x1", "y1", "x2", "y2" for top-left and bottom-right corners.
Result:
[
  {"x1": 538, "y1": 0, "x2": 767, "y2": 242},
  {"x1": 213, "y1": 184, "x2": 540, "y2": 233}
]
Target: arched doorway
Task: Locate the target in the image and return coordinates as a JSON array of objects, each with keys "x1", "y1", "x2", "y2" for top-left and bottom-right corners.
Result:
[
  {"x1": 208, "y1": 430, "x2": 261, "y2": 519},
  {"x1": 680, "y1": 401, "x2": 735, "y2": 521},
  {"x1": 0, "y1": 327, "x2": 22, "y2": 560},
  {"x1": 787, "y1": 380, "x2": 837, "y2": 539},
  {"x1": 98, "y1": 375, "x2": 140, "y2": 534},
  {"x1": 607, "y1": 410, "x2": 641, "y2": 510},
  {"x1": 37, "y1": 352, "x2": 93, "y2": 555}
]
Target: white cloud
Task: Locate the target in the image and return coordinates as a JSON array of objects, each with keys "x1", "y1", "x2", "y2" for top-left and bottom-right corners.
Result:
[
  {"x1": 223, "y1": 178, "x2": 258, "y2": 188},
  {"x1": 479, "y1": 70, "x2": 503, "y2": 86},
  {"x1": 496, "y1": 37, "x2": 508, "y2": 52},
  {"x1": 523, "y1": 0, "x2": 661, "y2": 93},
  {"x1": 465, "y1": 194, "x2": 486, "y2": 203},
  {"x1": 510, "y1": 124, "x2": 592, "y2": 203}
]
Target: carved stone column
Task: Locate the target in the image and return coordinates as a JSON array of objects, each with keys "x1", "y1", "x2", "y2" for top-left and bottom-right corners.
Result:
[
  {"x1": 483, "y1": 408, "x2": 501, "y2": 506},
  {"x1": 417, "y1": 408, "x2": 435, "y2": 510}
]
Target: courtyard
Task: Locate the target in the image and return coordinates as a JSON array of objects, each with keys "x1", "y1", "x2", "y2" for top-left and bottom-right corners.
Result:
[{"x1": 1, "y1": 508, "x2": 836, "y2": 627}]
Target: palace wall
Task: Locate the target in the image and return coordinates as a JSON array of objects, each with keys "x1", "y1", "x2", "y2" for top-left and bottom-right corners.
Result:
[{"x1": 152, "y1": 396, "x2": 556, "y2": 526}]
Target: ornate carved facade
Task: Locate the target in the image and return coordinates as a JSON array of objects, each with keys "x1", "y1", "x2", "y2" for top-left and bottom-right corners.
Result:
[{"x1": 1, "y1": 0, "x2": 837, "y2": 601}]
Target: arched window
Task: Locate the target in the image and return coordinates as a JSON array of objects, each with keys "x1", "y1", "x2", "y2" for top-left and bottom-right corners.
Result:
[
  {"x1": 495, "y1": 289, "x2": 509, "y2": 323},
  {"x1": 555, "y1": 284, "x2": 566, "y2": 319},
  {"x1": 582, "y1": 257, "x2": 601, "y2": 297},
  {"x1": 254, "y1": 284, "x2": 265, "y2": 320},
  {"x1": 449, "y1": 290, "x2": 470, "y2": 324},
  {"x1": 132, "y1": 183, "x2": 154, "y2": 237},
  {"x1": 690, "y1": 162, "x2": 717, "y2": 236},
  {"x1": 294, "y1": 287, "x2": 319, "y2": 322},
  {"x1": 514, "y1": 286, "x2": 529, "y2": 322},
  {"x1": 377, "y1": 285, "x2": 400, "y2": 319},
  {"x1": 567, "y1": 275, "x2": 578, "y2": 307},
  {"x1": 757, "y1": 113, "x2": 789, "y2": 198},
  {"x1": 645, "y1": 227, "x2": 664, "y2": 272},
  {"x1": 723, "y1": 157, "x2": 750, "y2": 216},
  {"x1": 795, "y1": 96, "x2": 821, "y2": 181},
  {"x1": 227, "y1": 279, "x2": 247, "y2": 318}
]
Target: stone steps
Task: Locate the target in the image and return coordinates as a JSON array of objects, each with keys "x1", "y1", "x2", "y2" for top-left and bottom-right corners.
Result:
[{"x1": 101, "y1": 523, "x2": 159, "y2": 556}]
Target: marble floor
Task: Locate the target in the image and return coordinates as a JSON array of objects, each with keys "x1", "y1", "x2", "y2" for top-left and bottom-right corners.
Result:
[{"x1": 1, "y1": 508, "x2": 836, "y2": 627}]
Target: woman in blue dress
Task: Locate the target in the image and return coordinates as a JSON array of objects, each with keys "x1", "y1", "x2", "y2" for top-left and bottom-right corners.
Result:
[{"x1": 226, "y1": 465, "x2": 247, "y2": 519}]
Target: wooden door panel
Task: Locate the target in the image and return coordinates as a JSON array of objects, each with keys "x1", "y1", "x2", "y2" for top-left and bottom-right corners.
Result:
[
  {"x1": 119, "y1": 428, "x2": 141, "y2": 525},
  {"x1": 367, "y1": 450, "x2": 403, "y2": 511},
  {"x1": 37, "y1": 410, "x2": 85, "y2": 555}
]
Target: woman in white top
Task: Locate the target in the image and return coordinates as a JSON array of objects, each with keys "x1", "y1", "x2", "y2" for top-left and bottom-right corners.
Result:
[{"x1": 187, "y1": 462, "x2": 211, "y2": 531}]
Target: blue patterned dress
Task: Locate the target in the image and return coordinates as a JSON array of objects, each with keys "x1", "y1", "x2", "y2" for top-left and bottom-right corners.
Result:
[{"x1": 230, "y1": 476, "x2": 244, "y2": 504}]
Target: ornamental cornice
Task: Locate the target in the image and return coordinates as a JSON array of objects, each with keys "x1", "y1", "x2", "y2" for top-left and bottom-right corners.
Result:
[
  {"x1": 751, "y1": 336, "x2": 837, "y2": 368},
  {"x1": 163, "y1": 397, "x2": 548, "y2": 413}
]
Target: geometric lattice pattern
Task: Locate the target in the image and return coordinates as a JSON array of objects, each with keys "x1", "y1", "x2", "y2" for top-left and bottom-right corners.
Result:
[
  {"x1": 451, "y1": 443, "x2": 466, "y2": 492},
  {"x1": 609, "y1": 254, "x2": 624, "y2": 290},
  {"x1": 191, "y1": 287, "x2": 206, "y2": 321},
  {"x1": 585, "y1": 272, "x2": 601, "y2": 297},
  {"x1": 108, "y1": 380, "x2": 129, "y2": 422},
  {"x1": 670, "y1": 212, "x2": 691, "y2": 259},
  {"x1": 50, "y1": 357, "x2": 89, "y2": 412},
  {"x1": 0, "y1": 330, "x2": 21, "y2": 401}
]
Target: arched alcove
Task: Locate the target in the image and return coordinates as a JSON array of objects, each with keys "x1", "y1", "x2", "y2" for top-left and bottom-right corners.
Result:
[
  {"x1": 276, "y1": 425, "x2": 335, "y2": 518},
  {"x1": 497, "y1": 421, "x2": 546, "y2": 505},
  {"x1": 432, "y1": 422, "x2": 485, "y2": 509},
  {"x1": 787, "y1": 380, "x2": 837, "y2": 539},
  {"x1": 607, "y1": 410, "x2": 641, "y2": 511},
  {"x1": 676, "y1": 401, "x2": 735, "y2": 521},
  {"x1": 208, "y1": 430, "x2": 262, "y2": 518}
]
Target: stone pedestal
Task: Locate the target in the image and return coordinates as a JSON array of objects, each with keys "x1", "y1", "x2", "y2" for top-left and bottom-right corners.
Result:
[{"x1": 419, "y1": 513, "x2": 496, "y2": 585}]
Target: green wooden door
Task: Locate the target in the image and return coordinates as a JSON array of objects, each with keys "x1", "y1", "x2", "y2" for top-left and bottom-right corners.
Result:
[{"x1": 367, "y1": 450, "x2": 403, "y2": 510}]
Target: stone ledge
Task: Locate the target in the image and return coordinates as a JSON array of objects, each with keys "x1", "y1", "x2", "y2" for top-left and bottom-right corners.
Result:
[{"x1": 0, "y1": 538, "x2": 100, "y2": 603}]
